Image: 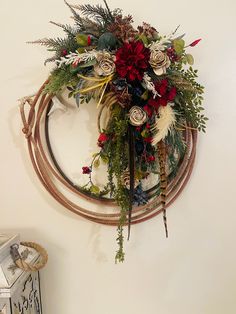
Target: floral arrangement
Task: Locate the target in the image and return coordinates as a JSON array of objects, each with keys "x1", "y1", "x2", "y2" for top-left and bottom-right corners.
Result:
[{"x1": 30, "y1": 0, "x2": 207, "y2": 262}]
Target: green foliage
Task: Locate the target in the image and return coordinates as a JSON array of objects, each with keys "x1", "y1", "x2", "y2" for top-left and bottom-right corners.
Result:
[
  {"x1": 44, "y1": 68, "x2": 78, "y2": 94},
  {"x1": 79, "y1": 1, "x2": 114, "y2": 25},
  {"x1": 171, "y1": 66, "x2": 207, "y2": 132},
  {"x1": 165, "y1": 128, "x2": 186, "y2": 175},
  {"x1": 64, "y1": 0, "x2": 85, "y2": 29},
  {"x1": 93, "y1": 158, "x2": 100, "y2": 168},
  {"x1": 50, "y1": 21, "x2": 80, "y2": 38},
  {"x1": 90, "y1": 185, "x2": 100, "y2": 194},
  {"x1": 97, "y1": 32, "x2": 117, "y2": 50},
  {"x1": 103, "y1": 107, "x2": 129, "y2": 263},
  {"x1": 30, "y1": 36, "x2": 78, "y2": 65},
  {"x1": 79, "y1": 92, "x2": 94, "y2": 104},
  {"x1": 173, "y1": 38, "x2": 185, "y2": 55},
  {"x1": 186, "y1": 53, "x2": 194, "y2": 65}
]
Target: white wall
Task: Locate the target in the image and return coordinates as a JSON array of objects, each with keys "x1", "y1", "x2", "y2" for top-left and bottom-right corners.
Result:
[{"x1": 0, "y1": 0, "x2": 236, "y2": 313}]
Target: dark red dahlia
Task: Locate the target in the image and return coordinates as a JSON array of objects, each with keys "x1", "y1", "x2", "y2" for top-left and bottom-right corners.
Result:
[
  {"x1": 148, "y1": 79, "x2": 177, "y2": 108},
  {"x1": 115, "y1": 41, "x2": 150, "y2": 81}
]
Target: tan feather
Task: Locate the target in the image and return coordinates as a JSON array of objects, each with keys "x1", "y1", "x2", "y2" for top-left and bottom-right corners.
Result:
[
  {"x1": 151, "y1": 103, "x2": 176, "y2": 146},
  {"x1": 157, "y1": 140, "x2": 168, "y2": 237}
]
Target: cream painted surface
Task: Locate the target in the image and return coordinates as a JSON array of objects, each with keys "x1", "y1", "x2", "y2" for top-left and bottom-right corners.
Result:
[{"x1": 0, "y1": 0, "x2": 236, "y2": 313}]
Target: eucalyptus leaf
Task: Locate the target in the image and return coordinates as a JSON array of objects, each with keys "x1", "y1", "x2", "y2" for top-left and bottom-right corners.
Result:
[
  {"x1": 75, "y1": 93, "x2": 80, "y2": 107},
  {"x1": 97, "y1": 32, "x2": 117, "y2": 50},
  {"x1": 182, "y1": 56, "x2": 187, "y2": 64},
  {"x1": 101, "y1": 154, "x2": 109, "y2": 163},
  {"x1": 78, "y1": 58, "x2": 97, "y2": 68},
  {"x1": 186, "y1": 54, "x2": 194, "y2": 65},
  {"x1": 94, "y1": 159, "x2": 100, "y2": 168},
  {"x1": 90, "y1": 185, "x2": 100, "y2": 194},
  {"x1": 92, "y1": 153, "x2": 100, "y2": 158},
  {"x1": 173, "y1": 39, "x2": 185, "y2": 55}
]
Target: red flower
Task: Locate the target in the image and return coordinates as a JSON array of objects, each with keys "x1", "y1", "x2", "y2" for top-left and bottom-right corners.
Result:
[
  {"x1": 156, "y1": 79, "x2": 168, "y2": 96},
  {"x1": 115, "y1": 41, "x2": 150, "y2": 81},
  {"x1": 62, "y1": 49, "x2": 68, "y2": 56},
  {"x1": 87, "y1": 35, "x2": 92, "y2": 46},
  {"x1": 143, "y1": 104, "x2": 153, "y2": 117},
  {"x1": 148, "y1": 80, "x2": 177, "y2": 108},
  {"x1": 98, "y1": 133, "x2": 109, "y2": 142},
  {"x1": 189, "y1": 39, "x2": 201, "y2": 47},
  {"x1": 147, "y1": 155, "x2": 155, "y2": 162},
  {"x1": 144, "y1": 137, "x2": 153, "y2": 143},
  {"x1": 167, "y1": 47, "x2": 179, "y2": 62},
  {"x1": 158, "y1": 98, "x2": 168, "y2": 106},
  {"x1": 82, "y1": 166, "x2": 91, "y2": 174},
  {"x1": 167, "y1": 87, "x2": 176, "y2": 101},
  {"x1": 148, "y1": 98, "x2": 160, "y2": 109}
]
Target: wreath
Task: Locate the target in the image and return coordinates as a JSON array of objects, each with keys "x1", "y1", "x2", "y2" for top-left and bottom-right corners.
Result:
[{"x1": 20, "y1": 0, "x2": 207, "y2": 262}]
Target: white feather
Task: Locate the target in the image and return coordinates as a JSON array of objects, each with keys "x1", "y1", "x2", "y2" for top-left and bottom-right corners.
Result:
[{"x1": 151, "y1": 103, "x2": 176, "y2": 145}]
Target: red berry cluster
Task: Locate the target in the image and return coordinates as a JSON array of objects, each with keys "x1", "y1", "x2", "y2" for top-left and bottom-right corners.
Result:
[
  {"x1": 167, "y1": 47, "x2": 179, "y2": 62},
  {"x1": 97, "y1": 133, "x2": 109, "y2": 148},
  {"x1": 82, "y1": 166, "x2": 91, "y2": 174}
]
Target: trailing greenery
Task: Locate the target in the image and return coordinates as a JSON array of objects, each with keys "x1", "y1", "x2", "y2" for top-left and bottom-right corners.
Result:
[{"x1": 107, "y1": 108, "x2": 129, "y2": 262}]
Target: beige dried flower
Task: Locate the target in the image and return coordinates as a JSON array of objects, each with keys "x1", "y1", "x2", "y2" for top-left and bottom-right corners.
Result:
[
  {"x1": 94, "y1": 52, "x2": 115, "y2": 76},
  {"x1": 129, "y1": 106, "x2": 148, "y2": 126},
  {"x1": 149, "y1": 49, "x2": 171, "y2": 76}
]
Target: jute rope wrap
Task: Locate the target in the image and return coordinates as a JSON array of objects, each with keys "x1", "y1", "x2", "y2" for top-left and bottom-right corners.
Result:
[
  {"x1": 11, "y1": 242, "x2": 48, "y2": 272},
  {"x1": 19, "y1": 80, "x2": 197, "y2": 226}
]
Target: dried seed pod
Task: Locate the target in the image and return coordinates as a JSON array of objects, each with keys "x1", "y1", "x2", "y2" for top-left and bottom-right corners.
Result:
[{"x1": 129, "y1": 106, "x2": 148, "y2": 126}]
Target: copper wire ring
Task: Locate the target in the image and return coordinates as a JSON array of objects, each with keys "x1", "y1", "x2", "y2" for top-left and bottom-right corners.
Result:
[{"x1": 20, "y1": 80, "x2": 197, "y2": 226}]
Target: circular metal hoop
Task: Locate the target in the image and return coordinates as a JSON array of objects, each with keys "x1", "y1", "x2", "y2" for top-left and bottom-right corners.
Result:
[{"x1": 20, "y1": 80, "x2": 197, "y2": 226}]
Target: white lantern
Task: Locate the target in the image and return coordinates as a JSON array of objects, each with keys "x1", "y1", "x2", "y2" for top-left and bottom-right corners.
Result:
[{"x1": 0, "y1": 234, "x2": 46, "y2": 314}]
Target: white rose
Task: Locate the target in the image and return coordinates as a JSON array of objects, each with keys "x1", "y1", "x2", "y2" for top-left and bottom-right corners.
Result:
[
  {"x1": 94, "y1": 52, "x2": 115, "y2": 76},
  {"x1": 129, "y1": 106, "x2": 148, "y2": 126},
  {"x1": 149, "y1": 50, "x2": 171, "y2": 76}
]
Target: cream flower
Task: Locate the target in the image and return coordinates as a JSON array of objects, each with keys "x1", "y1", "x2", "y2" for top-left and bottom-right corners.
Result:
[
  {"x1": 129, "y1": 106, "x2": 148, "y2": 126},
  {"x1": 149, "y1": 49, "x2": 171, "y2": 76},
  {"x1": 94, "y1": 52, "x2": 115, "y2": 76}
]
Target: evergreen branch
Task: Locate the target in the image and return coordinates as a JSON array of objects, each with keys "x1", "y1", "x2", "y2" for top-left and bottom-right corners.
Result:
[
  {"x1": 43, "y1": 68, "x2": 78, "y2": 94},
  {"x1": 28, "y1": 36, "x2": 78, "y2": 62},
  {"x1": 28, "y1": 37, "x2": 76, "y2": 51},
  {"x1": 64, "y1": 0, "x2": 84, "y2": 28},
  {"x1": 44, "y1": 56, "x2": 58, "y2": 65},
  {"x1": 77, "y1": 17, "x2": 103, "y2": 37},
  {"x1": 78, "y1": 3, "x2": 114, "y2": 24},
  {"x1": 103, "y1": 0, "x2": 115, "y2": 21},
  {"x1": 49, "y1": 21, "x2": 79, "y2": 37}
]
